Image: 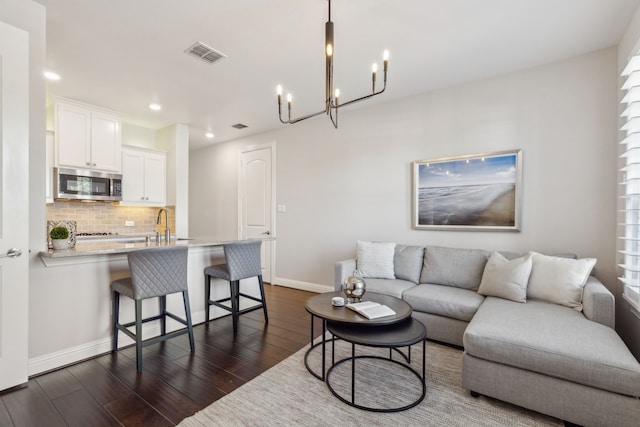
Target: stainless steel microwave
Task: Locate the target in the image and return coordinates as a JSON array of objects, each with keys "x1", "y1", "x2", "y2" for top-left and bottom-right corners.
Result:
[{"x1": 54, "y1": 167, "x2": 122, "y2": 202}]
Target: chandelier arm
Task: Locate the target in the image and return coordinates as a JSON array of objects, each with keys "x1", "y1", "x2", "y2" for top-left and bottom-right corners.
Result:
[
  {"x1": 330, "y1": 83, "x2": 387, "y2": 109},
  {"x1": 329, "y1": 104, "x2": 338, "y2": 128},
  {"x1": 281, "y1": 107, "x2": 329, "y2": 124}
]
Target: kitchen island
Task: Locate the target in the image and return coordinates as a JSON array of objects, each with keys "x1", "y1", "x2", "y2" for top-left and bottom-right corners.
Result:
[
  {"x1": 38, "y1": 235, "x2": 267, "y2": 266},
  {"x1": 31, "y1": 235, "x2": 273, "y2": 376}
]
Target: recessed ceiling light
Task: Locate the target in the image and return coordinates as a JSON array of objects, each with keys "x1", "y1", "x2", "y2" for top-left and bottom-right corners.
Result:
[
  {"x1": 205, "y1": 132, "x2": 215, "y2": 139},
  {"x1": 149, "y1": 103, "x2": 162, "y2": 111},
  {"x1": 44, "y1": 71, "x2": 60, "y2": 81}
]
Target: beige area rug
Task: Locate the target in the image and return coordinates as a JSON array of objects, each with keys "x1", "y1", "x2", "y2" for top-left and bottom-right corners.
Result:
[{"x1": 178, "y1": 338, "x2": 562, "y2": 427}]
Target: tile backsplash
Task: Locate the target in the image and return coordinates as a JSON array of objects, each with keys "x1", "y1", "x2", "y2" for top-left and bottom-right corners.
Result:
[{"x1": 46, "y1": 202, "x2": 176, "y2": 236}]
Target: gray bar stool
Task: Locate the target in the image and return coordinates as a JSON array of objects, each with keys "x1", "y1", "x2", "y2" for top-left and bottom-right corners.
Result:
[
  {"x1": 111, "y1": 246, "x2": 195, "y2": 371},
  {"x1": 204, "y1": 240, "x2": 268, "y2": 334}
]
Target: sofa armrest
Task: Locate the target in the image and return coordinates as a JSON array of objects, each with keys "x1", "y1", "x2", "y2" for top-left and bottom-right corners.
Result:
[
  {"x1": 335, "y1": 259, "x2": 356, "y2": 291},
  {"x1": 582, "y1": 276, "x2": 615, "y2": 329}
]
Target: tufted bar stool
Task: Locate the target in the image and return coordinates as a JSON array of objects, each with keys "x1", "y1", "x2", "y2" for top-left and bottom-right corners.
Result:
[
  {"x1": 111, "y1": 246, "x2": 195, "y2": 371},
  {"x1": 204, "y1": 240, "x2": 268, "y2": 335}
]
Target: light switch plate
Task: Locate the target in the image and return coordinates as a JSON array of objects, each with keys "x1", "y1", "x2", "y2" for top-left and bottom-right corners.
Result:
[
  {"x1": 277, "y1": 204, "x2": 286, "y2": 213},
  {"x1": 125, "y1": 220, "x2": 134, "y2": 227}
]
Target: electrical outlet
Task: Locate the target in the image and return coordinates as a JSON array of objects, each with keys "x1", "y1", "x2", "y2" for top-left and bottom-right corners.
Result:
[{"x1": 125, "y1": 220, "x2": 134, "y2": 227}]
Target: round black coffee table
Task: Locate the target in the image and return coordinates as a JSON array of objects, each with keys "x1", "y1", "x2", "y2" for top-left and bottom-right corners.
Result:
[
  {"x1": 326, "y1": 318, "x2": 426, "y2": 412},
  {"x1": 304, "y1": 292, "x2": 412, "y2": 380}
]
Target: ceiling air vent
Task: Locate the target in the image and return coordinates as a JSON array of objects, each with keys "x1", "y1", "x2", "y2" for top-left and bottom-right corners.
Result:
[
  {"x1": 185, "y1": 41, "x2": 226, "y2": 65},
  {"x1": 232, "y1": 123, "x2": 248, "y2": 129}
]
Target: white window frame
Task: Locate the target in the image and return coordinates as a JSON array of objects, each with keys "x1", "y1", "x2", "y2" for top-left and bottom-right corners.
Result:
[{"x1": 620, "y1": 54, "x2": 640, "y2": 316}]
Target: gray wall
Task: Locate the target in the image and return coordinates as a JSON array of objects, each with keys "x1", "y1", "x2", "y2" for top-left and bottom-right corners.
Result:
[{"x1": 191, "y1": 47, "x2": 619, "y2": 327}]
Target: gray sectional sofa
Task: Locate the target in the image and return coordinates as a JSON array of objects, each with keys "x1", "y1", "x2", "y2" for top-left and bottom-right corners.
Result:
[{"x1": 335, "y1": 244, "x2": 640, "y2": 426}]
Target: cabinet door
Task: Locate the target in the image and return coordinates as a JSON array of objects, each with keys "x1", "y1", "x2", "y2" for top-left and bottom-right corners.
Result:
[
  {"x1": 55, "y1": 102, "x2": 91, "y2": 168},
  {"x1": 91, "y1": 112, "x2": 121, "y2": 172},
  {"x1": 121, "y1": 149, "x2": 145, "y2": 203},
  {"x1": 143, "y1": 152, "x2": 166, "y2": 205}
]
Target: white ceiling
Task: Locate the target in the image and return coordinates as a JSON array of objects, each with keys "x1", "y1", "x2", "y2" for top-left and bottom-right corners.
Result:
[{"x1": 42, "y1": 0, "x2": 640, "y2": 150}]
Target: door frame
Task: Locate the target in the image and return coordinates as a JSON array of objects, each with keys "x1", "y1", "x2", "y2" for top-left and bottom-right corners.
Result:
[{"x1": 238, "y1": 141, "x2": 276, "y2": 283}]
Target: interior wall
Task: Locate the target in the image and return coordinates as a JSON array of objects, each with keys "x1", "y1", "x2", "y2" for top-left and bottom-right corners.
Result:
[
  {"x1": 191, "y1": 47, "x2": 618, "y2": 295},
  {"x1": 191, "y1": 47, "x2": 631, "y2": 346}
]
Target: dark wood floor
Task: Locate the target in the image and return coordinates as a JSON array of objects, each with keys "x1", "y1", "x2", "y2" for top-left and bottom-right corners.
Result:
[{"x1": 0, "y1": 285, "x2": 322, "y2": 427}]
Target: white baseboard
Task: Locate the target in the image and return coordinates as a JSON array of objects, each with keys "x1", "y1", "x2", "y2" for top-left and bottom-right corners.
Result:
[
  {"x1": 28, "y1": 309, "x2": 220, "y2": 377},
  {"x1": 272, "y1": 277, "x2": 333, "y2": 293},
  {"x1": 28, "y1": 279, "x2": 329, "y2": 376}
]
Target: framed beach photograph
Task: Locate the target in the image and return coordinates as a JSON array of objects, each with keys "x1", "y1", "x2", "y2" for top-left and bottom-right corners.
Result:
[{"x1": 412, "y1": 150, "x2": 522, "y2": 231}]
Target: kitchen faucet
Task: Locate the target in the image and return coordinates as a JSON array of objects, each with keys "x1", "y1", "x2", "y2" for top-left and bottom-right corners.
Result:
[{"x1": 156, "y1": 208, "x2": 171, "y2": 243}]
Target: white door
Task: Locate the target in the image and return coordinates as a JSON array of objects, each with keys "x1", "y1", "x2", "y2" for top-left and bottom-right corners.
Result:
[
  {"x1": 239, "y1": 144, "x2": 275, "y2": 283},
  {"x1": 0, "y1": 21, "x2": 29, "y2": 391}
]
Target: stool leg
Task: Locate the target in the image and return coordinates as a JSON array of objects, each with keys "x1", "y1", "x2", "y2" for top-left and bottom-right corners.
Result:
[
  {"x1": 112, "y1": 290, "x2": 120, "y2": 352},
  {"x1": 231, "y1": 280, "x2": 239, "y2": 335},
  {"x1": 204, "y1": 273, "x2": 211, "y2": 322},
  {"x1": 159, "y1": 295, "x2": 167, "y2": 336},
  {"x1": 182, "y1": 290, "x2": 195, "y2": 353},
  {"x1": 135, "y1": 299, "x2": 143, "y2": 372},
  {"x1": 257, "y1": 275, "x2": 268, "y2": 323}
]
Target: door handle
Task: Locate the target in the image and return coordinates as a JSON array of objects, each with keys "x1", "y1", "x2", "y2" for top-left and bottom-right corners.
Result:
[
  {"x1": 262, "y1": 231, "x2": 271, "y2": 235},
  {"x1": 0, "y1": 248, "x2": 22, "y2": 258}
]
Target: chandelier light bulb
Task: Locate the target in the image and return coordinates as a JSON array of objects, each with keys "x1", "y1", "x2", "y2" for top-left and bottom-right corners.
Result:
[
  {"x1": 276, "y1": 85, "x2": 283, "y2": 96},
  {"x1": 335, "y1": 88, "x2": 340, "y2": 98},
  {"x1": 372, "y1": 63, "x2": 378, "y2": 74},
  {"x1": 287, "y1": 93, "x2": 292, "y2": 103},
  {"x1": 326, "y1": 44, "x2": 333, "y2": 57},
  {"x1": 383, "y1": 50, "x2": 389, "y2": 61}
]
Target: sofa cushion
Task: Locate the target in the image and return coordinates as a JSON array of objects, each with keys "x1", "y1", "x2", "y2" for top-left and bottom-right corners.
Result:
[
  {"x1": 464, "y1": 297, "x2": 640, "y2": 397},
  {"x1": 527, "y1": 252, "x2": 596, "y2": 311},
  {"x1": 360, "y1": 278, "x2": 416, "y2": 299},
  {"x1": 477, "y1": 252, "x2": 532, "y2": 303},
  {"x1": 420, "y1": 246, "x2": 490, "y2": 290},
  {"x1": 394, "y1": 245, "x2": 424, "y2": 284},
  {"x1": 403, "y1": 283, "x2": 485, "y2": 322},
  {"x1": 356, "y1": 241, "x2": 396, "y2": 279}
]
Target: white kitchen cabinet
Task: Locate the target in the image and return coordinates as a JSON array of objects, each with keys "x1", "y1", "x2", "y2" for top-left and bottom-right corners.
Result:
[
  {"x1": 46, "y1": 130, "x2": 54, "y2": 203},
  {"x1": 55, "y1": 99, "x2": 121, "y2": 172},
  {"x1": 121, "y1": 147, "x2": 166, "y2": 206}
]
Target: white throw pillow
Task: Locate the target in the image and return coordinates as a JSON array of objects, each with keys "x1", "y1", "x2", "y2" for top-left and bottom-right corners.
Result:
[
  {"x1": 478, "y1": 252, "x2": 532, "y2": 303},
  {"x1": 527, "y1": 251, "x2": 596, "y2": 311},
  {"x1": 356, "y1": 241, "x2": 396, "y2": 279}
]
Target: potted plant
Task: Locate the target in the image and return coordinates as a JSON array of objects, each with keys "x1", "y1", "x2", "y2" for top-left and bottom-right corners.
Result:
[{"x1": 50, "y1": 225, "x2": 70, "y2": 250}]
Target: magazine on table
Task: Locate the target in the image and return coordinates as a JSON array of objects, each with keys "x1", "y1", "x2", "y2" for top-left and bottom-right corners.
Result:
[{"x1": 346, "y1": 301, "x2": 396, "y2": 319}]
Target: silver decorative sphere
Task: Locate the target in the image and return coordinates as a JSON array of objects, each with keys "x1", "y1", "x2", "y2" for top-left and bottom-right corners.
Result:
[{"x1": 342, "y1": 272, "x2": 366, "y2": 303}]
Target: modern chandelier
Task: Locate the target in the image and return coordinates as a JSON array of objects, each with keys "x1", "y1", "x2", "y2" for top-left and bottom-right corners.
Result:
[{"x1": 276, "y1": 0, "x2": 389, "y2": 128}]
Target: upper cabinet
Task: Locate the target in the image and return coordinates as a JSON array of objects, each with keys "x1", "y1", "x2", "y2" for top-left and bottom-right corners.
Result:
[
  {"x1": 55, "y1": 99, "x2": 121, "y2": 172},
  {"x1": 120, "y1": 146, "x2": 166, "y2": 206}
]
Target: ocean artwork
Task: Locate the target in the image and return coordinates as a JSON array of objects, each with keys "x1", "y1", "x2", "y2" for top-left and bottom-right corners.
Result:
[{"x1": 413, "y1": 151, "x2": 521, "y2": 231}]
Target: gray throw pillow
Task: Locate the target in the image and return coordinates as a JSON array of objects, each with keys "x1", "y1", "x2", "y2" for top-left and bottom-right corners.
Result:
[
  {"x1": 420, "y1": 246, "x2": 490, "y2": 290},
  {"x1": 394, "y1": 245, "x2": 424, "y2": 284}
]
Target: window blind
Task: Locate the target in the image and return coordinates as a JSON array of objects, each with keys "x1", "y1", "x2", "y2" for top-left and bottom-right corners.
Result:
[{"x1": 620, "y1": 54, "x2": 640, "y2": 308}]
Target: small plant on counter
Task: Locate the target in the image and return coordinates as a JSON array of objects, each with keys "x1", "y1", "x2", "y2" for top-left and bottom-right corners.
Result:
[{"x1": 50, "y1": 226, "x2": 70, "y2": 240}]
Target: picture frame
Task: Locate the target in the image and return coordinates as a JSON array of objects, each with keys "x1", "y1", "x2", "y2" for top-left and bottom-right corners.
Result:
[{"x1": 412, "y1": 150, "x2": 522, "y2": 231}]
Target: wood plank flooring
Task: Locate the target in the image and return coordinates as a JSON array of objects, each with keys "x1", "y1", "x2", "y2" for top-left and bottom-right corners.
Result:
[{"x1": 0, "y1": 285, "x2": 323, "y2": 427}]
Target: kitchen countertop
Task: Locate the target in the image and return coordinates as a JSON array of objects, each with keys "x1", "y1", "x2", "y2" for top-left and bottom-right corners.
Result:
[{"x1": 39, "y1": 234, "x2": 272, "y2": 266}]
